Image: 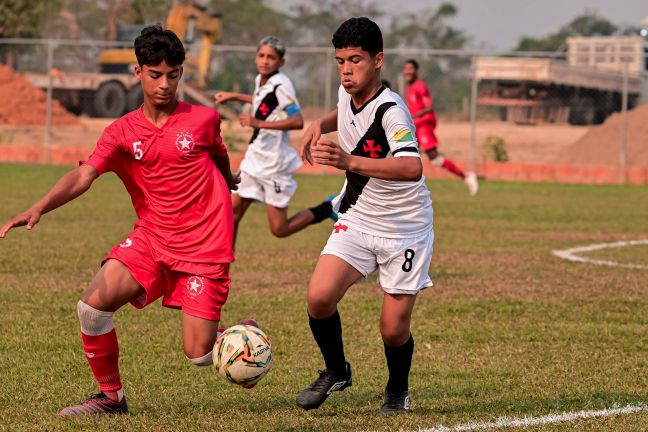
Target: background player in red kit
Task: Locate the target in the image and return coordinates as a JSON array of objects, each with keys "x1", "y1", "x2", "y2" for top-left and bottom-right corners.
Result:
[
  {"x1": 0, "y1": 25, "x2": 239, "y2": 416},
  {"x1": 403, "y1": 59, "x2": 479, "y2": 196}
]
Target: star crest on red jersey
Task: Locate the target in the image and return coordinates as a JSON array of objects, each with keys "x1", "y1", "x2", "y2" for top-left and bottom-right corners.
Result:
[
  {"x1": 363, "y1": 140, "x2": 381, "y2": 158},
  {"x1": 187, "y1": 276, "x2": 205, "y2": 298},
  {"x1": 175, "y1": 130, "x2": 195, "y2": 154}
]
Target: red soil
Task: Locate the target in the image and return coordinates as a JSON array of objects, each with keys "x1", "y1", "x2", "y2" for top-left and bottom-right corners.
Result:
[
  {"x1": 557, "y1": 103, "x2": 648, "y2": 167},
  {"x1": 0, "y1": 66, "x2": 78, "y2": 125}
]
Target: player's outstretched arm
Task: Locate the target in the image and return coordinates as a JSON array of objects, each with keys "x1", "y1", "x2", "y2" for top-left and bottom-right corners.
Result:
[
  {"x1": 214, "y1": 91, "x2": 253, "y2": 105},
  {"x1": 0, "y1": 164, "x2": 98, "y2": 238},
  {"x1": 311, "y1": 139, "x2": 422, "y2": 181},
  {"x1": 239, "y1": 112, "x2": 303, "y2": 131},
  {"x1": 299, "y1": 109, "x2": 338, "y2": 165}
]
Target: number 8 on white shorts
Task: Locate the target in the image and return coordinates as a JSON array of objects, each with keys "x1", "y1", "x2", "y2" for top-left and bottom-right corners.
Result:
[{"x1": 321, "y1": 225, "x2": 434, "y2": 295}]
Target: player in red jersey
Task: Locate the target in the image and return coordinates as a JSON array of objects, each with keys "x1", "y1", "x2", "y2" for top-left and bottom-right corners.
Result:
[
  {"x1": 403, "y1": 59, "x2": 478, "y2": 196},
  {"x1": 0, "y1": 25, "x2": 239, "y2": 416}
]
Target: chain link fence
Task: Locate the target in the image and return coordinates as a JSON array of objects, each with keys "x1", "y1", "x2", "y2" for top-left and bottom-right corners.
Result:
[{"x1": 0, "y1": 38, "x2": 646, "y2": 183}]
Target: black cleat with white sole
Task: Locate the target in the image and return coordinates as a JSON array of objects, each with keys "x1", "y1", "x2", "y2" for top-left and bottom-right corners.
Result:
[{"x1": 296, "y1": 362, "x2": 352, "y2": 410}]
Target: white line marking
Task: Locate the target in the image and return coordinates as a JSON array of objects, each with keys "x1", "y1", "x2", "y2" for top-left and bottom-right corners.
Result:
[
  {"x1": 552, "y1": 239, "x2": 648, "y2": 269},
  {"x1": 401, "y1": 404, "x2": 648, "y2": 432}
]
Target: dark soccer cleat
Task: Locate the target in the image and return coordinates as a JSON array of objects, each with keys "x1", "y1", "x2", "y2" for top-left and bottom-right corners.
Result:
[
  {"x1": 296, "y1": 362, "x2": 352, "y2": 410},
  {"x1": 240, "y1": 318, "x2": 259, "y2": 328},
  {"x1": 59, "y1": 392, "x2": 128, "y2": 417},
  {"x1": 380, "y1": 389, "x2": 410, "y2": 415}
]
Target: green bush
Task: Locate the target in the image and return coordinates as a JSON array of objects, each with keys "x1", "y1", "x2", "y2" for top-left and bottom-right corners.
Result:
[{"x1": 485, "y1": 135, "x2": 509, "y2": 162}]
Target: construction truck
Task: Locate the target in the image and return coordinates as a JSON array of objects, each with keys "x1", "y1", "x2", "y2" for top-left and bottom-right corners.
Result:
[
  {"x1": 26, "y1": 2, "x2": 221, "y2": 117},
  {"x1": 475, "y1": 36, "x2": 648, "y2": 125}
]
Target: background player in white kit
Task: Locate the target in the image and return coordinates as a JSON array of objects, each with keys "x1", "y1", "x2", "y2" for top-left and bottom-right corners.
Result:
[
  {"x1": 215, "y1": 36, "x2": 334, "y2": 246},
  {"x1": 297, "y1": 17, "x2": 434, "y2": 415}
]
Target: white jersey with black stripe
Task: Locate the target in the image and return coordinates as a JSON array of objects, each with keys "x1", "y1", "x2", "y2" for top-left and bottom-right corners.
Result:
[
  {"x1": 331, "y1": 85, "x2": 433, "y2": 238},
  {"x1": 240, "y1": 71, "x2": 302, "y2": 178}
]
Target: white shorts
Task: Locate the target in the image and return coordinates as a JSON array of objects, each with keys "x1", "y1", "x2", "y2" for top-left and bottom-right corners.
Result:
[
  {"x1": 321, "y1": 224, "x2": 434, "y2": 295},
  {"x1": 235, "y1": 171, "x2": 297, "y2": 208}
]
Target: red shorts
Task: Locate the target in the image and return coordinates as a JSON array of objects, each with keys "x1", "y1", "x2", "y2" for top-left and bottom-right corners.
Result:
[
  {"x1": 415, "y1": 124, "x2": 439, "y2": 152},
  {"x1": 104, "y1": 229, "x2": 230, "y2": 321}
]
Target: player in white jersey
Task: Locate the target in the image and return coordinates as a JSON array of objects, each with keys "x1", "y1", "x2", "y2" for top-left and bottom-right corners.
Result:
[
  {"x1": 296, "y1": 18, "x2": 434, "y2": 415},
  {"x1": 215, "y1": 36, "x2": 335, "y2": 246}
]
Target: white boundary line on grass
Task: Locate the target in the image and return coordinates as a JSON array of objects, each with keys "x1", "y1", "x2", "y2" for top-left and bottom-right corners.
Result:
[
  {"x1": 399, "y1": 403, "x2": 648, "y2": 432},
  {"x1": 552, "y1": 239, "x2": 648, "y2": 269}
]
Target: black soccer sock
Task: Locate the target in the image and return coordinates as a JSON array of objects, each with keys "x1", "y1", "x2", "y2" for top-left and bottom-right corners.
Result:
[
  {"x1": 308, "y1": 200, "x2": 333, "y2": 224},
  {"x1": 309, "y1": 311, "x2": 347, "y2": 374},
  {"x1": 384, "y1": 334, "x2": 414, "y2": 393}
]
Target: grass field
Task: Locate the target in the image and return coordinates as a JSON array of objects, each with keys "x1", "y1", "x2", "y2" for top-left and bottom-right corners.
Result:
[{"x1": 1, "y1": 163, "x2": 647, "y2": 431}]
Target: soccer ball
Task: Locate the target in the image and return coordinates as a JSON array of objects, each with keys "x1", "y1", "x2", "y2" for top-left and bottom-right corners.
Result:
[{"x1": 213, "y1": 324, "x2": 272, "y2": 388}]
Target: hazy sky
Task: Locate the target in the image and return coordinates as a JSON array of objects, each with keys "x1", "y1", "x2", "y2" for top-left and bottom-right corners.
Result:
[
  {"x1": 272, "y1": 0, "x2": 648, "y2": 50},
  {"x1": 400, "y1": 0, "x2": 648, "y2": 50}
]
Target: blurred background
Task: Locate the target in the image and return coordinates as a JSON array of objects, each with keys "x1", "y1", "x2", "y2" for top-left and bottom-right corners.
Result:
[{"x1": 1, "y1": 0, "x2": 647, "y2": 183}]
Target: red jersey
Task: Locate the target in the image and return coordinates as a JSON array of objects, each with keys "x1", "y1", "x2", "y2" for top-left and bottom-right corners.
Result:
[
  {"x1": 405, "y1": 79, "x2": 437, "y2": 129},
  {"x1": 83, "y1": 101, "x2": 234, "y2": 264}
]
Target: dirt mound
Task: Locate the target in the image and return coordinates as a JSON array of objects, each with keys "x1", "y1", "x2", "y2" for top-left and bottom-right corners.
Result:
[
  {"x1": 0, "y1": 66, "x2": 78, "y2": 125},
  {"x1": 556, "y1": 104, "x2": 648, "y2": 167}
]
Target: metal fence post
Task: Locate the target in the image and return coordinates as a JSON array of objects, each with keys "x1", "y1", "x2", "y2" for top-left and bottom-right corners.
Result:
[
  {"x1": 324, "y1": 51, "x2": 333, "y2": 112},
  {"x1": 44, "y1": 40, "x2": 54, "y2": 164},
  {"x1": 619, "y1": 60, "x2": 628, "y2": 184},
  {"x1": 469, "y1": 55, "x2": 478, "y2": 173}
]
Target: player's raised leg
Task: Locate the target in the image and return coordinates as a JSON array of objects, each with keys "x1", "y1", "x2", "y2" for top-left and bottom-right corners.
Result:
[
  {"x1": 296, "y1": 255, "x2": 360, "y2": 410},
  {"x1": 426, "y1": 148, "x2": 478, "y2": 196},
  {"x1": 265, "y1": 201, "x2": 334, "y2": 238},
  {"x1": 182, "y1": 313, "x2": 221, "y2": 365},
  {"x1": 379, "y1": 292, "x2": 417, "y2": 415},
  {"x1": 176, "y1": 269, "x2": 230, "y2": 366},
  {"x1": 59, "y1": 259, "x2": 144, "y2": 417}
]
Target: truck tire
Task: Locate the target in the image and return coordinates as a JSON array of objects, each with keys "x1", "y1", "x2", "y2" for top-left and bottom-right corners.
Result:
[
  {"x1": 126, "y1": 85, "x2": 143, "y2": 112},
  {"x1": 93, "y1": 81, "x2": 127, "y2": 117}
]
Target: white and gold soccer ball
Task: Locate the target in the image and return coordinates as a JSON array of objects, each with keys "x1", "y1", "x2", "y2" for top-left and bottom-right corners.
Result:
[{"x1": 213, "y1": 324, "x2": 272, "y2": 388}]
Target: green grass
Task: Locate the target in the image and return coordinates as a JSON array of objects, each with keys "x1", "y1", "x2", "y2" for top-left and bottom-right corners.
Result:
[{"x1": 1, "y1": 163, "x2": 648, "y2": 431}]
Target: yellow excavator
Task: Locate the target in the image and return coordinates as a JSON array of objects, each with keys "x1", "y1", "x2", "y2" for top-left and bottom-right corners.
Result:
[
  {"x1": 27, "y1": 1, "x2": 221, "y2": 117},
  {"x1": 99, "y1": 1, "x2": 221, "y2": 90}
]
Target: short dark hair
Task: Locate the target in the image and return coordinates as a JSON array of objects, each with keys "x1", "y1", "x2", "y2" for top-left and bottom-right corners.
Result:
[
  {"x1": 134, "y1": 24, "x2": 185, "y2": 67},
  {"x1": 332, "y1": 17, "x2": 382, "y2": 57},
  {"x1": 405, "y1": 59, "x2": 419, "y2": 70}
]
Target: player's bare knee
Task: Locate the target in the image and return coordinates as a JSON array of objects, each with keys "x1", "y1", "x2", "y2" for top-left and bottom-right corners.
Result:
[
  {"x1": 430, "y1": 154, "x2": 445, "y2": 167},
  {"x1": 380, "y1": 322, "x2": 410, "y2": 346},
  {"x1": 307, "y1": 293, "x2": 337, "y2": 318},
  {"x1": 269, "y1": 224, "x2": 289, "y2": 238}
]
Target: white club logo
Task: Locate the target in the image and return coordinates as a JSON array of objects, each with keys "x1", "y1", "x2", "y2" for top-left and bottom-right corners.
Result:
[
  {"x1": 119, "y1": 238, "x2": 133, "y2": 248},
  {"x1": 186, "y1": 276, "x2": 205, "y2": 298},
  {"x1": 175, "y1": 130, "x2": 195, "y2": 154}
]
